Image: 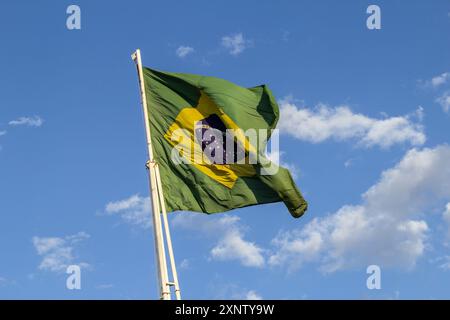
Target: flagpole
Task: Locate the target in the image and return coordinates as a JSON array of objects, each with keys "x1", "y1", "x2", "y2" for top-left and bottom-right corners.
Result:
[
  {"x1": 131, "y1": 49, "x2": 176, "y2": 300},
  {"x1": 155, "y1": 167, "x2": 181, "y2": 299}
]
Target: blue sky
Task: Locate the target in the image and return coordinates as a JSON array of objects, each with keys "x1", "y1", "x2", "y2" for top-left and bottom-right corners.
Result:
[{"x1": 0, "y1": 0, "x2": 449, "y2": 299}]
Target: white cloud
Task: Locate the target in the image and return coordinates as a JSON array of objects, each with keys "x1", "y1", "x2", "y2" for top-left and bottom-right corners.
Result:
[
  {"x1": 229, "y1": 289, "x2": 263, "y2": 300},
  {"x1": 419, "y1": 72, "x2": 450, "y2": 88},
  {"x1": 179, "y1": 259, "x2": 190, "y2": 270},
  {"x1": 269, "y1": 145, "x2": 450, "y2": 273},
  {"x1": 436, "y1": 92, "x2": 450, "y2": 113},
  {"x1": 344, "y1": 159, "x2": 354, "y2": 168},
  {"x1": 104, "y1": 194, "x2": 151, "y2": 229},
  {"x1": 9, "y1": 116, "x2": 43, "y2": 127},
  {"x1": 269, "y1": 225, "x2": 324, "y2": 272},
  {"x1": 211, "y1": 228, "x2": 265, "y2": 267},
  {"x1": 443, "y1": 203, "x2": 450, "y2": 237},
  {"x1": 176, "y1": 46, "x2": 194, "y2": 58},
  {"x1": 32, "y1": 232, "x2": 90, "y2": 273},
  {"x1": 0, "y1": 131, "x2": 5, "y2": 151},
  {"x1": 438, "y1": 256, "x2": 450, "y2": 271},
  {"x1": 244, "y1": 290, "x2": 263, "y2": 300},
  {"x1": 172, "y1": 213, "x2": 265, "y2": 268},
  {"x1": 210, "y1": 281, "x2": 263, "y2": 300},
  {"x1": 221, "y1": 33, "x2": 250, "y2": 56},
  {"x1": 420, "y1": 72, "x2": 450, "y2": 114},
  {"x1": 444, "y1": 203, "x2": 450, "y2": 222},
  {"x1": 429, "y1": 72, "x2": 450, "y2": 88},
  {"x1": 278, "y1": 97, "x2": 426, "y2": 148},
  {"x1": 414, "y1": 105, "x2": 425, "y2": 121}
]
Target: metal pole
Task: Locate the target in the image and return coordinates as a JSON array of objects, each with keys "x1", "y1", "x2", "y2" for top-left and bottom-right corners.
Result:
[
  {"x1": 155, "y1": 166, "x2": 182, "y2": 300},
  {"x1": 131, "y1": 49, "x2": 171, "y2": 300}
]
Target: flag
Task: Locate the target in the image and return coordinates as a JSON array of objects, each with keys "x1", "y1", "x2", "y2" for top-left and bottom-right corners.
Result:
[{"x1": 142, "y1": 68, "x2": 308, "y2": 218}]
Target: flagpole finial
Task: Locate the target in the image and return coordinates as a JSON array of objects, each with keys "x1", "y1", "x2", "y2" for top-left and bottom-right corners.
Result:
[{"x1": 131, "y1": 49, "x2": 140, "y2": 61}]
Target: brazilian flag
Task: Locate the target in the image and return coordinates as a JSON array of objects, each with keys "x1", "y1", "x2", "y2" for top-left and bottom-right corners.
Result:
[{"x1": 143, "y1": 68, "x2": 307, "y2": 218}]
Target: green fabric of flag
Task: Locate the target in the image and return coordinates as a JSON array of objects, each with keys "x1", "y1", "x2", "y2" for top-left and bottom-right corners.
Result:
[{"x1": 142, "y1": 68, "x2": 308, "y2": 218}]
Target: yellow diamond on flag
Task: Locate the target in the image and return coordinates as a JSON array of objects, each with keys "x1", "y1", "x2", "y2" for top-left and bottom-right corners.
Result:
[{"x1": 164, "y1": 92, "x2": 256, "y2": 189}]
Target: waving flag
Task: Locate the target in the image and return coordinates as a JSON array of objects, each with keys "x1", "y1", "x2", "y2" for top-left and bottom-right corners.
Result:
[{"x1": 143, "y1": 68, "x2": 307, "y2": 218}]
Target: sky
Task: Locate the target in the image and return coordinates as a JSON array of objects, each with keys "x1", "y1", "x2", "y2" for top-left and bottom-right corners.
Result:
[{"x1": 0, "y1": 0, "x2": 449, "y2": 299}]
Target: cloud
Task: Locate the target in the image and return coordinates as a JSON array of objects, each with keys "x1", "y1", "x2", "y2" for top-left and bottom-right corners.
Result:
[
  {"x1": 436, "y1": 92, "x2": 450, "y2": 113},
  {"x1": 179, "y1": 259, "x2": 190, "y2": 270},
  {"x1": 278, "y1": 96, "x2": 426, "y2": 148},
  {"x1": 32, "y1": 232, "x2": 90, "y2": 273},
  {"x1": 269, "y1": 145, "x2": 450, "y2": 273},
  {"x1": 209, "y1": 281, "x2": 263, "y2": 300},
  {"x1": 229, "y1": 289, "x2": 262, "y2": 300},
  {"x1": 344, "y1": 159, "x2": 354, "y2": 168},
  {"x1": 438, "y1": 256, "x2": 450, "y2": 271},
  {"x1": 419, "y1": 72, "x2": 450, "y2": 114},
  {"x1": 444, "y1": 203, "x2": 450, "y2": 222},
  {"x1": 244, "y1": 290, "x2": 263, "y2": 300},
  {"x1": 221, "y1": 33, "x2": 250, "y2": 56},
  {"x1": 443, "y1": 203, "x2": 450, "y2": 237},
  {"x1": 104, "y1": 194, "x2": 151, "y2": 229},
  {"x1": 428, "y1": 72, "x2": 450, "y2": 88},
  {"x1": 0, "y1": 131, "x2": 5, "y2": 150},
  {"x1": 420, "y1": 72, "x2": 450, "y2": 114},
  {"x1": 172, "y1": 213, "x2": 265, "y2": 268},
  {"x1": 211, "y1": 228, "x2": 265, "y2": 267},
  {"x1": 9, "y1": 116, "x2": 43, "y2": 127},
  {"x1": 176, "y1": 46, "x2": 194, "y2": 58}
]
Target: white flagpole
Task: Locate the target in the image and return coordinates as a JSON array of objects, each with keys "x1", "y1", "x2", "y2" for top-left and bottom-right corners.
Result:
[
  {"x1": 155, "y1": 166, "x2": 181, "y2": 299},
  {"x1": 131, "y1": 49, "x2": 176, "y2": 300}
]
